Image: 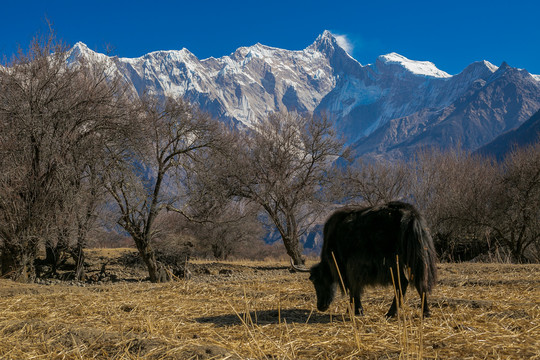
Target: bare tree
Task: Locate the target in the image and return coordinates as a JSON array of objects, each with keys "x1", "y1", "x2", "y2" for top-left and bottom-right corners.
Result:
[
  {"x1": 334, "y1": 158, "x2": 410, "y2": 207},
  {"x1": 163, "y1": 137, "x2": 267, "y2": 260},
  {"x1": 407, "y1": 149, "x2": 499, "y2": 261},
  {"x1": 105, "y1": 96, "x2": 221, "y2": 282},
  {"x1": 409, "y1": 144, "x2": 540, "y2": 262},
  {"x1": 205, "y1": 112, "x2": 347, "y2": 266},
  {"x1": 45, "y1": 161, "x2": 111, "y2": 280},
  {"x1": 187, "y1": 200, "x2": 263, "y2": 260},
  {"x1": 0, "y1": 32, "x2": 130, "y2": 282},
  {"x1": 490, "y1": 142, "x2": 540, "y2": 261}
]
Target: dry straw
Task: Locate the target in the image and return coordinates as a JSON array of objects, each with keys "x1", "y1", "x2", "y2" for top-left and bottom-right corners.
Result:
[{"x1": 0, "y1": 253, "x2": 539, "y2": 359}]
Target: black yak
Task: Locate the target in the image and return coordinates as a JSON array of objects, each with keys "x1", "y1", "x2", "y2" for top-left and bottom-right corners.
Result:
[{"x1": 293, "y1": 201, "x2": 437, "y2": 318}]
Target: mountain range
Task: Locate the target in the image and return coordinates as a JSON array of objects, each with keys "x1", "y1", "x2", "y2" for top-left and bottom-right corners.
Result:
[{"x1": 70, "y1": 31, "x2": 540, "y2": 161}]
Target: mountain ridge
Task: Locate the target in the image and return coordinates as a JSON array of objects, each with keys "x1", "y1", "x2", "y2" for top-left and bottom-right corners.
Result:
[{"x1": 69, "y1": 31, "x2": 540, "y2": 160}]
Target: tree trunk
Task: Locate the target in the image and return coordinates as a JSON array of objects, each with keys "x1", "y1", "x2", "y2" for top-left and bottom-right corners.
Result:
[
  {"x1": 135, "y1": 237, "x2": 170, "y2": 283},
  {"x1": 45, "y1": 241, "x2": 62, "y2": 275},
  {"x1": 44, "y1": 228, "x2": 71, "y2": 275},
  {"x1": 72, "y1": 245, "x2": 86, "y2": 281},
  {"x1": 72, "y1": 223, "x2": 91, "y2": 281},
  {"x1": 282, "y1": 235, "x2": 304, "y2": 266},
  {"x1": 1, "y1": 247, "x2": 36, "y2": 283}
]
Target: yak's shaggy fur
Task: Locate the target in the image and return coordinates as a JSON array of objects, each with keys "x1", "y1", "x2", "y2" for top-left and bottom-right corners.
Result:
[{"x1": 309, "y1": 201, "x2": 438, "y2": 317}]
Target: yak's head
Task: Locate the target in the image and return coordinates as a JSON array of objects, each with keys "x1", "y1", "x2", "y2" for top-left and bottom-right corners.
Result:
[{"x1": 309, "y1": 262, "x2": 336, "y2": 312}]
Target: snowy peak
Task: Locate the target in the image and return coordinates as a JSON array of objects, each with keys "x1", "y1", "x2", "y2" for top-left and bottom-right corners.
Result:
[
  {"x1": 67, "y1": 41, "x2": 111, "y2": 65},
  {"x1": 68, "y1": 41, "x2": 94, "y2": 60},
  {"x1": 311, "y1": 30, "x2": 338, "y2": 49},
  {"x1": 462, "y1": 60, "x2": 498, "y2": 74},
  {"x1": 230, "y1": 42, "x2": 283, "y2": 63},
  {"x1": 377, "y1": 52, "x2": 451, "y2": 78},
  {"x1": 309, "y1": 30, "x2": 349, "y2": 56},
  {"x1": 453, "y1": 60, "x2": 499, "y2": 84},
  {"x1": 306, "y1": 31, "x2": 363, "y2": 76},
  {"x1": 481, "y1": 60, "x2": 499, "y2": 73},
  {"x1": 72, "y1": 41, "x2": 90, "y2": 53}
]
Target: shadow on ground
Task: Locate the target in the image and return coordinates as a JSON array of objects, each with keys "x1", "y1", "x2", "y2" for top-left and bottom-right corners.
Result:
[{"x1": 195, "y1": 308, "x2": 333, "y2": 326}]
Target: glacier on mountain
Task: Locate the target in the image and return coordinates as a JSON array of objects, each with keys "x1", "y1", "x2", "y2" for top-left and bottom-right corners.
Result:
[{"x1": 376, "y1": 52, "x2": 452, "y2": 78}]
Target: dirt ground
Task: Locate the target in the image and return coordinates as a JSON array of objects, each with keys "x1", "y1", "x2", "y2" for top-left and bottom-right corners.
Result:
[{"x1": 1, "y1": 249, "x2": 539, "y2": 359}]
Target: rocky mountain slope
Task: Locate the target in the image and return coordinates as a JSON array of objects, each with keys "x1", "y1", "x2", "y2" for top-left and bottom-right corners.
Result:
[{"x1": 476, "y1": 108, "x2": 540, "y2": 160}]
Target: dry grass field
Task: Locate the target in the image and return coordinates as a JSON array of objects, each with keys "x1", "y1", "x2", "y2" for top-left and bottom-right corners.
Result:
[{"x1": 1, "y1": 249, "x2": 539, "y2": 359}]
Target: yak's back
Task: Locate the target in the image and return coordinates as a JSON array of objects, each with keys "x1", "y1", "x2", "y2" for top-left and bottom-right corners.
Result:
[{"x1": 321, "y1": 202, "x2": 414, "y2": 259}]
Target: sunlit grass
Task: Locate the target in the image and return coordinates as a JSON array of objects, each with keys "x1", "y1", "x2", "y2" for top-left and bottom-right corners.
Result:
[{"x1": 1, "y1": 260, "x2": 539, "y2": 359}]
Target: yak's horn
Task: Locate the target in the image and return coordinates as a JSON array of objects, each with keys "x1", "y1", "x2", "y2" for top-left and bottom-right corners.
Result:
[{"x1": 290, "y1": 258, "x2": 310, "y2": 272}]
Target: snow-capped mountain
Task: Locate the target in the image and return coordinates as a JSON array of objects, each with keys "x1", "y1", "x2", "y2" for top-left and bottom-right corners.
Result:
[
  {"x1": 70, "y1": 31, "x2": 540, "y2": 160},
  {"x1": 350, "y1": 60, "x2": 540, "y2": 160},
  {"x1": 72, "y1": 31, "x2": 340, "y2": 129}
]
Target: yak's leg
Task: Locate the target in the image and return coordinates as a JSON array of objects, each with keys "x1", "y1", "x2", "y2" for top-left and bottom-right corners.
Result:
[
  {"x1": 349, "y1": 291, "x2": 364, "y2": 316},
  {"x1": 416, "y1": 287, "x2": 431, "y2": 317},
  {"x1": 386, "y1": 268, "x2": 409, "y2": 318}
]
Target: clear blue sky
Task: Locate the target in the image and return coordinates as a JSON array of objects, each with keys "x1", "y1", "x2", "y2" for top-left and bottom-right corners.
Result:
[{"x1": 1, "y1": 0, "x2": 539, "y2": 75}]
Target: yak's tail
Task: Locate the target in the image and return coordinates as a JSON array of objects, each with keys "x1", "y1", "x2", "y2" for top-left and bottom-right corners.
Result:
[{"x1": 400, "y1": 208, "x2": 438, "y2": 294}]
